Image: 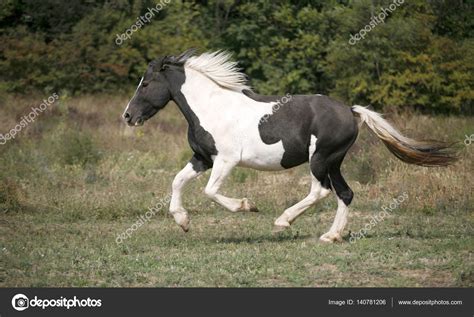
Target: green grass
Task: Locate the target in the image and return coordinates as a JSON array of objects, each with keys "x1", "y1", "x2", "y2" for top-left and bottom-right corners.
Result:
[
  {"x1": 0, "y1": 94, "x2": 473, "y2": 287},
  {"x1": 2, "y1": 210, "x2": 472, "y2": 287}
]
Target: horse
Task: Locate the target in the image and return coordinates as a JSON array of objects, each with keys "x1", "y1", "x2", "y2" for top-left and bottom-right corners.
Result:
[{"x1": 122, "y1": 49, "x2": 457, "y2": 243}]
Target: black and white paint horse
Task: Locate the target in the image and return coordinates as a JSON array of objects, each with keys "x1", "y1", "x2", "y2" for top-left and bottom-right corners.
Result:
[{"x1": 122, "y1": 50, "x2": 456, "y2": 243}]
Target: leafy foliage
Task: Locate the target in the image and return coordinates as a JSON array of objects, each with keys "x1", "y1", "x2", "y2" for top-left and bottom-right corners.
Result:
[{"x1": 0, "y1": 0, "x2": 472, "y2": 113}]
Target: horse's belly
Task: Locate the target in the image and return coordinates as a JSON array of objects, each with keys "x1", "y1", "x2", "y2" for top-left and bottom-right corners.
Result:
[{"x1": 238, "y1": 140, "x2": 286, "y2": 171}]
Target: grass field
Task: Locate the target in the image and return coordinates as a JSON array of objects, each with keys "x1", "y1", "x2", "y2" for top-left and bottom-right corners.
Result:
[{"x1": 0, "y1": 94, "x2": 473, "y2": 287}]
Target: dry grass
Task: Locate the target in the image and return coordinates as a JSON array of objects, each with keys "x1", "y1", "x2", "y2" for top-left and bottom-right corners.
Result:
[{"x1": 0, "y1": 93, "x2": 472, "y2": 287}]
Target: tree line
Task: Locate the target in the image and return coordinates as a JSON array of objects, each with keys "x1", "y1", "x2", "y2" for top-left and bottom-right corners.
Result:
[{"x1": 0, "y1": 0, "x2": 472, "y2": 114}]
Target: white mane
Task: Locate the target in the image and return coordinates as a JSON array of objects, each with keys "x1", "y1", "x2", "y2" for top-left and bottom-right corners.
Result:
[{"x1": 184, "y1": 51, "x2": 251, "y2": 92}]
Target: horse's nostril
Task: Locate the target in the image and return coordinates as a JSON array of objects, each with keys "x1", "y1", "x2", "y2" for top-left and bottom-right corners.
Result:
[{"x1": 123, "y1": 112, "x2": 131, "y2": 120}]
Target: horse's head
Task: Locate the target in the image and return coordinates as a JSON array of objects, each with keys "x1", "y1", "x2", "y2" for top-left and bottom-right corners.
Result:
[{"x1": 122, "y1": 49, "x2": 195, "y2": 126}]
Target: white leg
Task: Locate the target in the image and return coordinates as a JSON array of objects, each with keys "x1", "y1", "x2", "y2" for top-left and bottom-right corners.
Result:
[
  {"x1": 319, "y1": 198, "x2": 349, "y2": 243},
  {"x1": 204, "y1": 157, "x2": 258, "y2": 212},
  {"x1": 170, "y1": 162, "x2": 203, "y2": 232},
  {"x1": 274, "y1": 135, "x2": 331, "y2": 232},
  {"x1": 273, "y1": 176, "x2": 331, "y2": 231}
]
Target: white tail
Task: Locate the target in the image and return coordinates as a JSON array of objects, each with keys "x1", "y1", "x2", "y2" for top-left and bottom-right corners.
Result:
[{"x1": 351, "y1": 105, "x2": 457, "y2": 167}]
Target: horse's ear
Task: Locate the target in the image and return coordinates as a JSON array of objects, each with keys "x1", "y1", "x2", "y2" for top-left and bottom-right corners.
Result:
[
  {"x1": 160, "y1": 56, "x2": 171, "y2": 70},
  {"x1": 160, "y1": 49, "x2": 196, "y2": 70},
  {"x1": 175, "y1": 48, "x2": 197, "y2": 63},
  {"x1": 148, "y1": 58, "x2": 162, "y2": 72},
  {"x1": 163, "y1": 48, "x2": 197, "y2": 67}
]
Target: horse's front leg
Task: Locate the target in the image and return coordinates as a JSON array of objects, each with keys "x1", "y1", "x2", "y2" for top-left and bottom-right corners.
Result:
[
  {"x1": 170, "y1": 155, "x2": 210, "y2": 232},
  {"x1": 204, "y1": 157, "x2": 258, "y2": 213}
]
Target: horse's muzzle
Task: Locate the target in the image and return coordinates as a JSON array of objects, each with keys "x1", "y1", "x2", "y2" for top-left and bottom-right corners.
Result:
[{"x1": 122, "y1": 112, "x2": 144, "y2": 126}]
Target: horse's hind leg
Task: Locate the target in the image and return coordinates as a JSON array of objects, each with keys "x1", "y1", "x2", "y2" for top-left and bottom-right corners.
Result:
[
  {"x1": 273, "y1": 136, "x2": 332, "y2": 232},
  {"x1": 319, "y1": 159, "x2": 353, "y2": 243},
  {"x1": 204, "y1": 156, "x2": 259, "y2": 213}
]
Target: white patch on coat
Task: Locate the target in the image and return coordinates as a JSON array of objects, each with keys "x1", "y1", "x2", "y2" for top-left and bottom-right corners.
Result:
[
  {"x1": 123, "y1": 77, "x2": 143, "y2": 117},
  {"x1": 309, "y1": 135, "x2": 317, "y2": 161},
  {"x1": 180, "y1": 67, "x2": 286, "y2": 171}
]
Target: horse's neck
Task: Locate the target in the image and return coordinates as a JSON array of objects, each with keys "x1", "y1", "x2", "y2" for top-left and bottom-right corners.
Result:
[
  {"x1": 172, "y1": 68, "x2": 234, "y2": 126},
  {"x1": 181, "y1": 68, "x2": 222, "y2": 109}
]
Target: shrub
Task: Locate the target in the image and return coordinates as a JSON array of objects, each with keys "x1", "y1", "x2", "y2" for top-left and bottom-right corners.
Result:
[{"x1": 48, "y1": 125, "x2": 101, "y2": 167}]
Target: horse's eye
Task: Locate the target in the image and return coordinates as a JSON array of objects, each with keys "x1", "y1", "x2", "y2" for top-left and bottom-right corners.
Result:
[{"x1": 142, "y1": 82, "x2": 149, "y2": 87}]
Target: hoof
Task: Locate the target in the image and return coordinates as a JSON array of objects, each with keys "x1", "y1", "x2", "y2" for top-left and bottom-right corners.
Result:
[
  {"x1": 242, "y1": 198, "x2": 259, "y2": 212},
  {"x1": 171, "y1": 210, "x2": 190, "y2": 233},
  {"x1": 319, "y1": 232, "x2": 343, "y2": 243},
  {"x1": 180, "y1": 223, "x2": 189, "y2": 233},
  {"x1": 272, "y1": 224, "x2": 290, "y2": 234},
  {"x1": 179, "y1": 216, "x2": 190, "y2": 233}
]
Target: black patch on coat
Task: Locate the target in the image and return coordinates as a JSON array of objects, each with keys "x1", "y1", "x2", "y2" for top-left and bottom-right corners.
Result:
[
  {"x1": 244, "y1": 90, "x2": 358, "y2": 167},
  {"x1": 190, "y1": 153, "x2": 212, "y2": 172},
  {"x1": 244, "y1": 90, "x2": 358, "y2": 205}
]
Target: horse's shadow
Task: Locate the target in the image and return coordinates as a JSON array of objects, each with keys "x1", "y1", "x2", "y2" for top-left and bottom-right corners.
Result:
[{"x1": 208, "y1": 232, "x2": 312, "y2": 244}]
